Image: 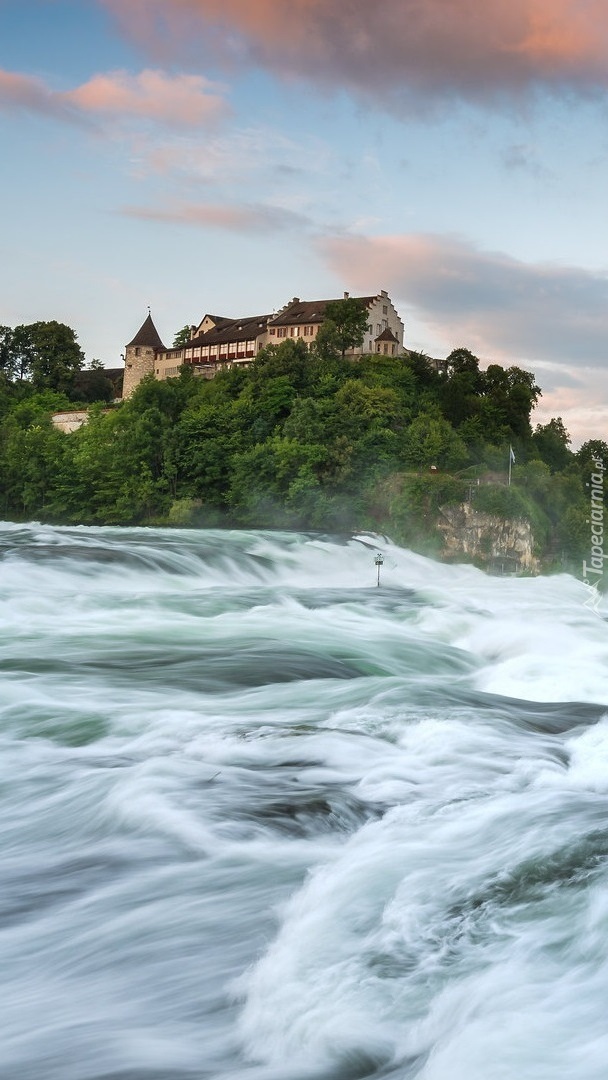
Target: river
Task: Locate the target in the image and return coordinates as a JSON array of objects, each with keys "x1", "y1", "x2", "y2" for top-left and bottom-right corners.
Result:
[{"x1": 1, "y1": 522, "x2": 608, "y2": 1079}]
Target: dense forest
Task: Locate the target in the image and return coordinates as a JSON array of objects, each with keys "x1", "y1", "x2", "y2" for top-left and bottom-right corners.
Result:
[{"x1": 0, "y1": 313, "x2": 605, "y2": 575}]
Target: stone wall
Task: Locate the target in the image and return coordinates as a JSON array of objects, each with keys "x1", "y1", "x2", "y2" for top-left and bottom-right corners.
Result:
[
  {"x1": 52, "y1": 409, "x2": 111, "y2": 433},
  {"x1": 122, "y1": 344, "x2": 156, "y2": 398},
  {"x1": 51, "y1": 410, "x2": 90, "y2": 434},
  {"x1": 437, "y1": 503, "x2": 540, "y2": 574}
]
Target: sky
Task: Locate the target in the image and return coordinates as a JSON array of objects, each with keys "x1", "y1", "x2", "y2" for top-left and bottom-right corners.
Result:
[{"x1": 1, "y1": 0, "x2": 608, "y2": 445}]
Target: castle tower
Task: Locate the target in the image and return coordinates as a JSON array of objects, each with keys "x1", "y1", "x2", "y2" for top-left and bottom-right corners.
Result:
[{"x1": 122, "y1": 312, "x2": 166, "y2": 399}]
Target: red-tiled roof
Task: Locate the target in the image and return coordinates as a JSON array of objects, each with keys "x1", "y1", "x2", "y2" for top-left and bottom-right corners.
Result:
[
  {"x1": 269, "y1": 296, "x2": 376, "y2": 327},
  {"x1": 189, "y1": 314, "x2": 270, "y2": 347}
]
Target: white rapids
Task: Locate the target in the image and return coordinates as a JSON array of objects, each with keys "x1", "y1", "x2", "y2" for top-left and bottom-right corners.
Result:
[{"x1": 1, "y1": 522, "x2": 608, "y2": 1080}]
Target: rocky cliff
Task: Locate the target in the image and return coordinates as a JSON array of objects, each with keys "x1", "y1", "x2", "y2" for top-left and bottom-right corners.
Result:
[{"x1": 437, "y1": 503, "x2": 540, "y2": 574}]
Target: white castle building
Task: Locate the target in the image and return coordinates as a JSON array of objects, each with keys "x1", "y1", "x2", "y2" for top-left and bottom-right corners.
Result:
[{"x1": 122, "y1": 290, "x2": 406, "y2": 398}]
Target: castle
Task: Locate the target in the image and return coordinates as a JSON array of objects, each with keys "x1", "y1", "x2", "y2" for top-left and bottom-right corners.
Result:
[{"x1": 122, "y1": 290, "x2": 405, "y2": 398}]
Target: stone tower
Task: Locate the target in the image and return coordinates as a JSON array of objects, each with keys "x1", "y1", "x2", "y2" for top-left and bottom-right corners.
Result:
[{"x1": 122, "y1": 312, "x2": 166, "y2": 399}]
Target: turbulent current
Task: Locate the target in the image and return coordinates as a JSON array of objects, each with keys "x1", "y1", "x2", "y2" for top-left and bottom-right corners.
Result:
[{"x1": 2, "y1": 523, "x2": 608, "y2": 1080}]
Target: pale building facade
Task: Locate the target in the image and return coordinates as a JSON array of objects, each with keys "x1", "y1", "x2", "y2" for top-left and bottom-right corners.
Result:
[
  {"x1": 123, "y1": 290, "x2": 406, "y2": 398},
  {"x1": 268, "y1": 291, "x2": 404, "y2": 357}
]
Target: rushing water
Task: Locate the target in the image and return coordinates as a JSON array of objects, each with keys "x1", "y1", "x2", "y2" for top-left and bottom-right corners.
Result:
[{"x1": 2, "y1": 522, "x2": 608, "y2": 1080}]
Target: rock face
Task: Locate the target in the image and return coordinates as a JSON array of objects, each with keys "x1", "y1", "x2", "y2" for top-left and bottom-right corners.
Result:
[
  {"x1": 437, "y1": 503, "x2": 540, "y2": 574},
  {"x1": 51, "y1": 410, "x2": 90, "y2": 433}
]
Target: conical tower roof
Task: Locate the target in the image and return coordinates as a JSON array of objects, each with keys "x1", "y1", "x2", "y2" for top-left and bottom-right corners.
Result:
[{"x1": 126, "y1": 313, "x2": 166, "y2": 351}]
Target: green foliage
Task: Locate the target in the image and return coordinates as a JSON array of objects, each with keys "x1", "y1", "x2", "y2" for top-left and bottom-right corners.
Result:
[
  {"x1": 173, "y1": 325, "x2": 191, "y2": 348},
  {"x1": 0, "y1": 321, "x2": 85, "y2": 394},
  {"x1": 532, "y1": 417, "x2": 573, "y2": 472},
  {"x1": 319, "y1": 298, "x2": 368, "y2": 357},
  {"x1": 403, "y1": 411, "x2": 468, "y2": 470},
  {"x1": 0, "y1": 328, "x2": 597, "y2": 571},
  {"x1": 71, "y1": 365, "x2": 115, "y2": 403},
  {"x1": 577, "y1": 440, "x2": 608, "y2": 471},
  {"x1": 166, "y1": 498, "x2": 203, "y2": 526},
  {"x1": 446, "y1": 347, "x2": 481, "y2": 380},
  {"x1": 472, "y1": 483, "x2": 531, "y2": 519},
  {"x1": 403, "y1": 350, "x2": 440, "y2": 389}
]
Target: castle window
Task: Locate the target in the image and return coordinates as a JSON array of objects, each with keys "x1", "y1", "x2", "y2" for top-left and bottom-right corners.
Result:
[
  {"x1": 134, "y1": 347, "x2": 141, "y2": 356},
  {"x1": 382, "y1": 305, "x2": 388, "y2": 315}
]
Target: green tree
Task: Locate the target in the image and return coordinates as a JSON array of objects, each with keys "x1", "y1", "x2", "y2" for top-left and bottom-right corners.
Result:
[
  {"x1": 404, "y1": 350, "x2": 440, "y2": 390},
  {"x1": 321, "y1": 298, "x2": 368, "y2": 358},
  {"x1": 173, "y1": 325, "x2": 191, "y2": 348},
  {"x1": 0, "y1": 416, "x2": 67, "y2": 518},
  {"x1": 481, "y1": 364, "x2": 541, "y2": 440},
  {"x1": 0, "y1": 326, "x2": 18, "y2": 382},
  {"x1": 6, "y1": 324, "x2": 37, "y2": 382},
  {"x1": 311, "y1": 320, "x2": 341, "y2": 362},
  {"x1": 532, "y1": 417, "x2": 572, "y2": 472},
  {"x1": 10, "y1": 322, "x2": 85, "y2": 393},
  {"x1": 577, "y1": 440, "x2": 608, "y2": 471},
  {"x1": 446, "y1": 347, "x2": 481, "y2": 380},
  {"x1": 403, "y1": 411, "x2": 468, "y2": 470},
  {"x1": 71, "y1": 361, "x2": 115, "y2": 403},
  {"x1": 251, "y1": 338, "x2": 312, "y2": 391}
]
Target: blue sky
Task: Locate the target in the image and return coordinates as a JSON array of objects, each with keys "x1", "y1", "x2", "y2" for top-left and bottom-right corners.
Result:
[{"x1": 1, "y1": 0, "x2": 607, "y2": 444}]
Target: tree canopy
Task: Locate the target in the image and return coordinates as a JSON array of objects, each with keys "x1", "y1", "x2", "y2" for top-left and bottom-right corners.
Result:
[
  {"x1": 173, "y1": 326, "x2": 191, "y2": 348},
  {"x1": 321, "y1": 298, "x2": 369, "y2": 357},
  {"x1": 0, "y1": 324, "x2": 601, "y2": 577},
  {"x1": 0, "y1": 321, "x2": 85, "y2": 394}
]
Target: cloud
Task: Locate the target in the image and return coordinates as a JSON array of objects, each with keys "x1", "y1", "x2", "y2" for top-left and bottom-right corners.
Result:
[
  {"x1": 532, "y1": 385, "x2": 608, "y2": 445},
  {"x1": 123, "y1": 199, "x2": 310, "y2": 232},
  {"x1": 64, "y1": 70, "x2": 227, "y2": 126},
  {"x1": 0, "y1": 69, "x2": 80, "y2": 122},
  {"x1": 138, "y1": 124, "x2": 326, "y2": 185},
  {"x1": 318, "y1": 232, "x2": 608, "y2": 370},
  {"x1": 102, "y1": 0, "x2": 608, "y2": 110},
  {"x1": 502, "y1": 143, "x2": 551, "y2": 178},
  {"x1": 0, "y1": 67, "x2": 227, "y2": 127}
]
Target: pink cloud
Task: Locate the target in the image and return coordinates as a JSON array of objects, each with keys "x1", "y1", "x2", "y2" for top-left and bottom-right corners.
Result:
[
  {"x1": 0, "y1": 67, "x2": 227, "y2": 127},
  {"x1": 532, "y1": 382, "x2": 608, "y2": 446},
  {"x1": 123, "y1": 199, "x2": 309, "y2": 232},
  {"x1": 101, "y1": 0, "x2": 608, "y2": 109},
  {"x1": 64, "y1": 70, "x2": 227, "y2": 126},
  {"x1": 0, "y1": 69, "x2": 75, "y2": 119}
]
